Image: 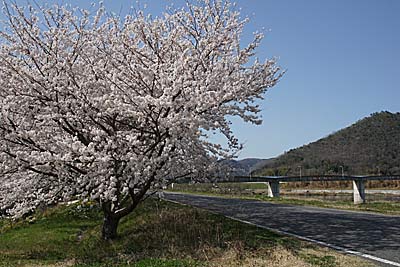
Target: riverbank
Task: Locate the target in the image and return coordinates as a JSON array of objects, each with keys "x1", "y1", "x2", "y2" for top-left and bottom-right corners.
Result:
[{"x1": 168, "y1": 183, "x2": 400, "y2": 215}]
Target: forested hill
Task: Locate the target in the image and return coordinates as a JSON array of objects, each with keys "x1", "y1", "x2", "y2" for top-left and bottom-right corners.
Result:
[{"x1": 255, "y1": 111, "x2": 400, "y2": 176}]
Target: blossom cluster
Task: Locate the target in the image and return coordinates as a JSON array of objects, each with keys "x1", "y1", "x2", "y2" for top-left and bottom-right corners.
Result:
[{"x1": 0, "y1": 0, "x2": 281, "y2": 218}]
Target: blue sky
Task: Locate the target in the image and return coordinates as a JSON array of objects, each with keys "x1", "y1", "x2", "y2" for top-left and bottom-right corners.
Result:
[{"x1": 2, "y1": 1, "x2": 399, "y2": 159}]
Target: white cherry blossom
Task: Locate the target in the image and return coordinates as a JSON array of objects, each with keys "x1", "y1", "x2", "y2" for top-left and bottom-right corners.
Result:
[{"x1": 0, "y1": 0, "x2": 281, "y2": 239}]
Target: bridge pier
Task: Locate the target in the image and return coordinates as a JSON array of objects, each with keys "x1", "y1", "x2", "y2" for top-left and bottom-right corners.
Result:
[
  {"x1": 353, "y1": 179, "x2": 366, "y2": 204},
  {"x1": 267, "y1": 181, "x2": 280, "y2": 198}
]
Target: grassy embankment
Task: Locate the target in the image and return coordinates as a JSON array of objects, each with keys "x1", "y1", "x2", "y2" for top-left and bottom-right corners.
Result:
[
  {"x1": 168, "y1": 183, "x2": 400, "y2": 215},
  {"x1": 0, "y1": 198, "x2": 375, "y2": 267}
]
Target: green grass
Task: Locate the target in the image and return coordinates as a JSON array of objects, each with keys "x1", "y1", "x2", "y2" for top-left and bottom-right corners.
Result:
[
  {"x1": 255, "y1": 195, "x2": 400, "y2": 214},
  {"x1": 300, "y1": 253, "x2": 336, "y2": 267},
  {"x1": 171, "y1": 183, "x2": 267, "y2": 195},
  {"x1": 0, "y1": 203, "x2": 102, "y2": 266},
  {"x1": 0, "y1": 198, "x2": 375, "y2": 267}
]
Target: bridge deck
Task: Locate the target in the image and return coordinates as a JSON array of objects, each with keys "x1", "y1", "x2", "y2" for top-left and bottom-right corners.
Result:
[{"x1": 222, "y1": 175, "x2": 400, "y2": 183}]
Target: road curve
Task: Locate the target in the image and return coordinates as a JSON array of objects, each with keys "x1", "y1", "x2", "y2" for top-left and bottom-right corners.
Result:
[{"x1": 164, "y1": 193, "x2": 400, "y2": 267}]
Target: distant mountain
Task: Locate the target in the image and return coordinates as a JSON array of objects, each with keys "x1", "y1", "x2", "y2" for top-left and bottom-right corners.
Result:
[
  {"x1": 222, "y1": 158, "x2": 274, "y2": 176},
  {"x1": 255, "y1": 111, "x2": 400, "y2": 176}
]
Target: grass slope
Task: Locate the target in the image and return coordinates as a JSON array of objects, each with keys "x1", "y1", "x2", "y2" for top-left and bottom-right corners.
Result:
[{"x1": 0, "y1": 199, "x2": 374, "y2": 267}]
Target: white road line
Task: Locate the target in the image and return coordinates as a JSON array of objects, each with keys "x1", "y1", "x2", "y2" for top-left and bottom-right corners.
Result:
[{"x1": 164, "y1": 197, "x2": 400, "y2": 267}]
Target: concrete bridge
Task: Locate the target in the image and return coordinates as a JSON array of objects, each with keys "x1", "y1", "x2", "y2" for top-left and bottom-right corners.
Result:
[{"x1": 217, "y1": 175, "x2": 400, "y2": 204}]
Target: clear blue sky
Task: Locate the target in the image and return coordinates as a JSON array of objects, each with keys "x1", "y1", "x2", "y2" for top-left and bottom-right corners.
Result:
[{"x1": 3, "y1": 1, "x2": 400, "y2": 159}]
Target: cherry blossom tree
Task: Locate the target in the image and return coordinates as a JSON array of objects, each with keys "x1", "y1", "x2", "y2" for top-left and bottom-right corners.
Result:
[{"x1": 0, "y1": 0, "x2": 281, "y2": 239}]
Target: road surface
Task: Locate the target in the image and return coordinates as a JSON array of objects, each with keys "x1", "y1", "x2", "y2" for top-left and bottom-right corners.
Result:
[{"x1": 164, "y1": 192, "x2": 400, "y2": 267}]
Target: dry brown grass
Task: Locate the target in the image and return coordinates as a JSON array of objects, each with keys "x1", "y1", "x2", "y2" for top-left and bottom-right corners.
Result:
[
  {"x1": 207, "y1": 245, "x2": 377, "y2": 267},
  {"x1": 209, "y1": 246, "x2": 311, "y2": 267}
]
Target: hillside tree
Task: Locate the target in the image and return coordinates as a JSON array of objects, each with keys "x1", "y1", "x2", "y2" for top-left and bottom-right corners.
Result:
[{"x1": 0, "y1": 0, "x2": 281, "y2": 239}]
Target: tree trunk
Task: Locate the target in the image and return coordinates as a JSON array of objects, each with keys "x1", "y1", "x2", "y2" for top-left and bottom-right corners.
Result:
[{"x1": 102, "y1": 214, "x2": 120, "y2": 240}]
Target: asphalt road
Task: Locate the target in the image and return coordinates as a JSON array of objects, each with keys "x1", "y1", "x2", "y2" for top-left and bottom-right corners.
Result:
[{"x1": 164, "y1": 193, "x2": 400, "y2": 267}]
